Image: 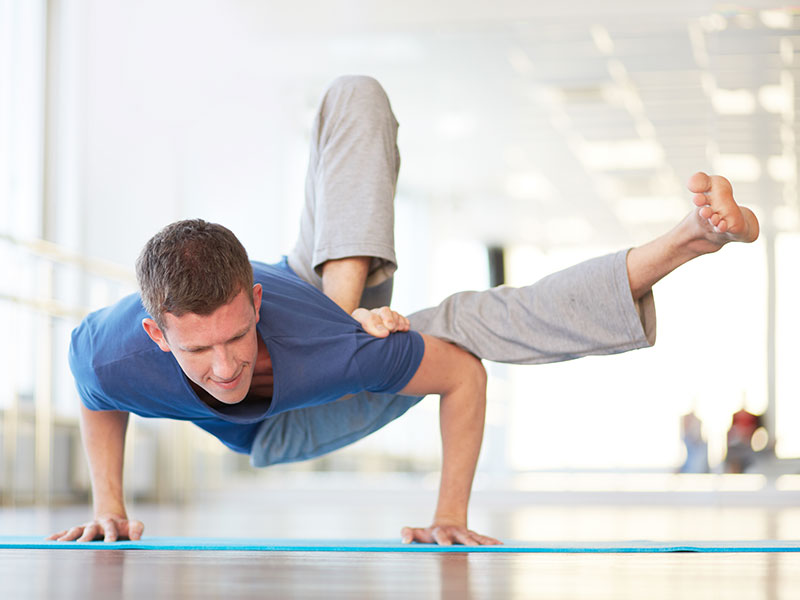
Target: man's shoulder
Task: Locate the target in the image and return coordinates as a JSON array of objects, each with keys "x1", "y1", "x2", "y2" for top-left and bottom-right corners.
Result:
[
  {"x1": 70, "y1": 292, "x2": 156, "y2": 370},
  {"x1": 251, "y1": 259, "x2": 352, "y2": 324}
]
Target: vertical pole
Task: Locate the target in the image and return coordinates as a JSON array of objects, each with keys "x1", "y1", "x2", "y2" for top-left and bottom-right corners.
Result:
[
  {"x1": 764, "y1": 214, "x2": 777, "y2": 443},
  {"x1": 34, "y1": 262, "x2": 54, "y2": 504},
  {"x1": 34, "y1": 0, "x2": 56, "y2": 506}
]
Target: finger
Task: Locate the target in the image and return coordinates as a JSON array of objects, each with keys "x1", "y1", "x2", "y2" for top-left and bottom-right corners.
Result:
[
  {"x1": 389, "y1": 311, "x2": 409, "y2": 331},
  {"x1": 378, "y1": 306, "x2": 396, "y2": 329},
  {"x1": 470, "y1": 531, "x2": 503, "y2": 546},
  {"x1": 365, "y1": 313, "x2": 389, "y2": 337},
  {"x1": 58, "y1": 526, "x2": 85, "y2": 542},
  {"x1": 401, "y1": 526, "x2": 435, "y2": 544},
  {"x1": 46, "y1": 530, "x2": 67, "y2": 541},
  {"x1": 399, "y1": 316, "x2": 410, "y2": 331},
  {"x1": 432, "y1": 527, "x2": 453, "y2": 546},
  {"x1": 451, "y1": 529, "x2": 478, "y2": 546},
  {"x1": 100, "y1": 519, "x2": 118, "y2": 542},
  {"x1": 77, "y1": 523, "x2": 100, "y2": 542},
  {"x1": 126, "y1": 520, "x2": 145, "y2": 541},
  {"x1": 400, "y1": 526, "x2": 413, "y2": 544}
]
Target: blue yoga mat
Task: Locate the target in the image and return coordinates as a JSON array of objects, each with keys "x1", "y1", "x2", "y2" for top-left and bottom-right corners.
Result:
[{"x1": 2, "y1": 537, "x2": 800, "y2": 553}]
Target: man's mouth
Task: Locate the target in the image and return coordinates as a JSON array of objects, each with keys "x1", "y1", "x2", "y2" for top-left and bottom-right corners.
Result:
[{"x1": 212, "y1": 370, "x2": 244, "y2": 390}]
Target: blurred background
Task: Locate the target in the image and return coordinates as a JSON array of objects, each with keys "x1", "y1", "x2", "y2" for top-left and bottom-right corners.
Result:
[{"x1": 2, "y1": 0, "x2": 800, "y2": 538}]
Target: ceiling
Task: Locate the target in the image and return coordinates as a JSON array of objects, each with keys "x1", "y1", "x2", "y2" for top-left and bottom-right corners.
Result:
[
  {"x1": 229, "y1": 0, "x2": 800, "y2": 248},
  {"x1": 91, "y1": 0, "x2": 800, "y2": 251}
]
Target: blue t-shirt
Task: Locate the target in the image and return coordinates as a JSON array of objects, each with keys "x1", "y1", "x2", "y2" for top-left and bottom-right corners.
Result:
[{"x1": 68, "y1": 260, "x2": 425, "y2": 454}]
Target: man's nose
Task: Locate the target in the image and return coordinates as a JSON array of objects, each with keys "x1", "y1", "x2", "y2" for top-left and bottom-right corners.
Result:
[{"x1": 212, "y1": 347, "x2": 238, "y2": 379}]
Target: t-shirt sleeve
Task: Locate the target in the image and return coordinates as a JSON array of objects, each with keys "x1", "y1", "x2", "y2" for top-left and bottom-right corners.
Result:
[
  {"x1": 68, "y1": 325, "x2": 114, "y2": 412},
  {"x1": 352, "y1": 329, "x2": 425, "y2": 394}
]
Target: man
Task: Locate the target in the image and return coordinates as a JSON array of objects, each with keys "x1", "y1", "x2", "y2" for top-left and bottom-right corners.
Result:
[{"x1": 49, "y1": 76, "x2": 759, "y2": 546}]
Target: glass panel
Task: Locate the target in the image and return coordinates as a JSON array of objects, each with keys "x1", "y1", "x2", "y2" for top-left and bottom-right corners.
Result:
[
  {"x1": 0, "y1": 0, "x2": 46, "y2": 239},
  {"x1": 776, "y1": 233, "x2": 800, "y2": 458},
  {"x1": 0, "y1": 302, "x2": 12, "y2": 409}
]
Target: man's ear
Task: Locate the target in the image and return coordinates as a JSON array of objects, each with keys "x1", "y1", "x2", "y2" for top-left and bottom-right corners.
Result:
[
  {"x1": 142, "y1": 318, "x2": 171, "y2": 352},
  {"x1": 252, "y1": 284, "x2": 263, "y2": 322}
]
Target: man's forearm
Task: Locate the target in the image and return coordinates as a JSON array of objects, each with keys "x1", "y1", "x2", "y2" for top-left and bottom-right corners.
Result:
[
  {"x1": 80, "y1": 404, "x2": 129, "y2": 516},
  {"x1": 397, "y1": 334, "x2": 488, "y2": 527},
  {"x1": 320, "y1": 256, "x2": 370, "y2": 314},
  {"x1": 434, "y1": 384, "x2": 487, "y2": 525}
]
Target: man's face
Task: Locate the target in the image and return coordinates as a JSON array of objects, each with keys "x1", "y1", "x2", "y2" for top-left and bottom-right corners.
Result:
[{"x1": 142, "y1": 285, "x2": 263, "y2": 405}]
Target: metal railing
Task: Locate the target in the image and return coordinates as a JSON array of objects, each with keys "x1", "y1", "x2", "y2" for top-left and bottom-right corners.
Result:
[{"x1": 0, "y1": 230, "x2": 135, "y2": 505}]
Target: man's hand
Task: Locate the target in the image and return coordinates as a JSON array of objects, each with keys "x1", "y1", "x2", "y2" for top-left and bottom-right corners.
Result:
[
  {"x1": 400, "y1": 523, "x2": 502, "y2": 546},
  {"x1": 351, "y1": 306, "x2": 410, "y2": 338},
  {"x1": 47, "y1": 514, "x2": 144, "y2": 542}
]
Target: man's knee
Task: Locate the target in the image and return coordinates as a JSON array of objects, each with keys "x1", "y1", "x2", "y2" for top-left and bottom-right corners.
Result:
[
  {"x1": 327, "y1": 74, "x2": 388, "y2": 100},
  {"x1": 467, "y1": 353, "x2": 488, "y2": 391},
  {"x1": 324, "y1": 75, "x2": 394, "y2": 121}
]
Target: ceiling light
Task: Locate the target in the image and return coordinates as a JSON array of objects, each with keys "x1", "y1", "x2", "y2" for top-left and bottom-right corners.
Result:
[
  {"x1": 606, "y1": 59, "x2": 628, "y2": 85},
  {"x1": 767, "y1": 155, "x2": 796, "y2": 183},
  {"x1": 614, "y1": 196, "x2": 688, "y2": 224},
  {"x1": 759, "y1": 84, "x2": 792, "y2": 114},
  {"x1": 711, "y1": 88, "x2": 756, "y2": 115},
  {"x1": 590, "y1": 25, "x2": 614, "y2": 55},
  {"x1": 578, "y1": 140, "x2": 664, "y2": 171},
  {"x1": 760, "y1": 10, "x2": 793, "y2": 29},
  {"x1": 713, "y1": 154, "x2": 761, "y2": 182},
  {"x1": 505, "y1": 172, "x2": 557, "y2": 201},
  {"x1": 699, "y1": 13, "x2": 728, "y2": 32},
  {"x1": 543, "y1": 216, "x2": 594, "y2": 244}
]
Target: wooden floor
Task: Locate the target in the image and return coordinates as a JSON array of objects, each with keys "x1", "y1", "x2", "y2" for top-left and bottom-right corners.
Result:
[
  {"x1": 4, "y1": 549, "x2": 800, "y2": 599},
  {"x1": 4, "y1": 474, "x2": 800, "y2": 599}
]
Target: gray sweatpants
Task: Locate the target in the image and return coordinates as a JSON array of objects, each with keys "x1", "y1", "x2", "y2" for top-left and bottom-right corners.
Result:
[{"x1": 250, "y1": 76, "x2": 656, "y2": 467}]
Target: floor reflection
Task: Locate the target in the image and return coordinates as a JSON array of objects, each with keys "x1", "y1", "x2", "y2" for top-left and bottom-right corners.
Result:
[{"x1": 4, "y1": 549, "x2": 800, "y2": 600}]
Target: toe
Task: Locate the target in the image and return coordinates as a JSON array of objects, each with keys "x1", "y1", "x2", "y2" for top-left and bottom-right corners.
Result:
[
  {"x1": 687, "y1": 172, "x2": 711, "y2": 194},
  {"x1": 709, "y1": 174, "x2": 733, "y2": 197}
]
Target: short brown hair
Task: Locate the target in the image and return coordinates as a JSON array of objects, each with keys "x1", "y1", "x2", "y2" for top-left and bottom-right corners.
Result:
[{"x1": 136, "y1": 219, "x2": 254, "y2": 329}]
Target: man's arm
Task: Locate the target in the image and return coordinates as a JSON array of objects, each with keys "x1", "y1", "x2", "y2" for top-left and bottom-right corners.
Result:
[
  {"x1": 321, "y1": 256, "x2": 409, "y2": 337},
  {"x1": 47, "y1": 405, "x2": 143, "y2": 542},
  {"x1": 395, "y1": 334, "x2": 501, "y2": 546}
]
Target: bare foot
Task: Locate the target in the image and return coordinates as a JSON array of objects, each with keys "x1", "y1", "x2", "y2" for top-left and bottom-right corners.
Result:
[
  {"x1": 688, "y1": 172, "x2": 759, "y2": 244},
  {"x1": 626, "y1": 173, "x2": 760, "y2": 300}
]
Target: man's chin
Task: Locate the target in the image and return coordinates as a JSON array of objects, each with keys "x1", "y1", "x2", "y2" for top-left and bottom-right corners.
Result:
[
  {"x1": 210, "y1": 388, "x2": 248, "y2": 405},
  {"x1": 203, "y1": 379, "x2": 249, "y2": 405}
]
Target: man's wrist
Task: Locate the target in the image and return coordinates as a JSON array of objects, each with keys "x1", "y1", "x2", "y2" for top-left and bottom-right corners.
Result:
[
  {"x1": 92, "y1": 496, "x2": 127, "y2": 519},
  {"x1": 433, "y1": 509, "x2": 468, "y2": 527}
]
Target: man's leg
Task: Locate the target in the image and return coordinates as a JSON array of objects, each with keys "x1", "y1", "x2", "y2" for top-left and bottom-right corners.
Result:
[
  {"x1": 287, "y1": 74, "x2": 400, "y2": 309},
  {"x1": 252, "y1": 76, "x2": 414, "y2": 467},
  {"x1": 408, "y1": 172, "x2": 758, "y2": 363}
]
